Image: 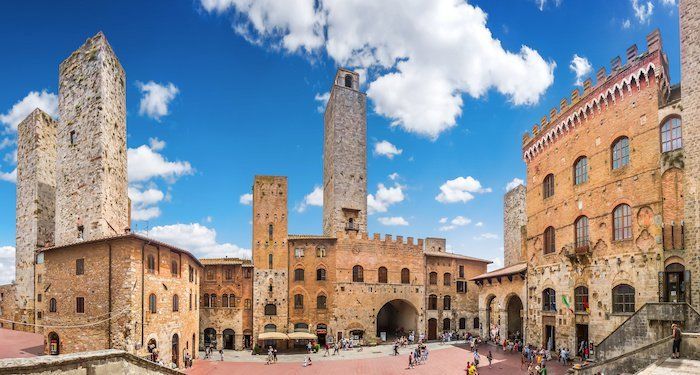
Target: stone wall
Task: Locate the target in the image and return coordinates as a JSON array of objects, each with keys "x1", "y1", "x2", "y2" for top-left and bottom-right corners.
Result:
[
  {"x1": 503, "y1": 185, "x2": 526, "y2": 267},
  {"x1": 55, "y1": 32, "x2": 128, "y2": 246},
  {"x1": 477, "y1": 277, "x2": 527, "y2": 341},
  {"x1": 15, "y1": 109, "x2": 57, "y2": 326},
  {"x1": 322, "y1": 69, "x2": 367, "y2": 236},
  {"x1": 0, "y1": 349, "x2": 182, "y2": 375},
  {"x1": 681, "y1": 0, "x2": 700, "y2": 312}
]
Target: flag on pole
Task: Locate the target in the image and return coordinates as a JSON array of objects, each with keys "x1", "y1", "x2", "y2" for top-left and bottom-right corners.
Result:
[{"x1": 562, "y1": 295, "x2": 574, "y2": 314}]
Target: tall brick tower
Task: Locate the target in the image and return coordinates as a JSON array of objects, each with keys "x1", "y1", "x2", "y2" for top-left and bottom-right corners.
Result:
[
  {"x1": 55, "y1": 32, "x2": 129, "y2": 246},
  {"x1": 15, "y1": 109, "x2": 57, "y2": 325},
  {"x1": 681, "y1": 0, "x2": 700, "y2": 310},
  {"x1": 251, "y1": 176, "x2": 289, "y2": 339},
  {"x1": 322, "y1": 69, "x2": 368, "y2": 236},
  {"x1": 503, "y1": 185, "x2": 526, "y2": 267}
]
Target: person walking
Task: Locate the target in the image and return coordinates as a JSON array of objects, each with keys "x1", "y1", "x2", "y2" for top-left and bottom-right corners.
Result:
[
  {"x1": 219, "y1": 348, "x2": 224, "y2": 361},
  {"x1": 408, "y1": 351, "x2": 414, "y2": 369},
  {"x1": 672, "y1": 323, "x2": 682, "y2": 358},
  {"x1": 487, "y1": 350, "x2": 493, "y2": 368},
  {"x1": 393, "y1": 341, "x2": 399, "y2": 356},
  {"x1": 473, "y1": 349, "x2": 480, "y2": 368}
]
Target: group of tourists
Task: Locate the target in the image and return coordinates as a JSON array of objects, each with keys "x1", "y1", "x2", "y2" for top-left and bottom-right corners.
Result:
[
  {"x1": 265, "y1": 346, "x2": 278, "y2": 365},
  {"x1": 407, "y1": 341, "x2": 429, "y2": 369}
]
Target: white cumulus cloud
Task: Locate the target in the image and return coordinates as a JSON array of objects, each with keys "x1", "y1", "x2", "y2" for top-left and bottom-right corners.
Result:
[
  {"x1": 439, "y1": 215, "x2": 471, "y2": 231},
  {"x1": 129, "y1": 186, "x2": 165, "y2": 221},
  {"x1": 622, "y1": 19, "x2": 631, "y2": 29},
  {"x1": 632, "y1": 0, "x2": 654, "y2": 24},
  {"x1": 297, "y1": 185, "x2": 324, "y2": 212},
  {"x1": 367, "y1": 183, "x2": 405, "y2": 214},
  {"x1": 569, "y1": 54, "x2": 592, "y2": 86},
  {"x1": 436, "y1": 176, "x2": 491, "y2": 203},
  {"x1": 374, "y1": 140, "x2": 403, "y2": 159},
  {"x1": 142, "y1": 223, "x2": 250, "y2": 259},
  {"x1": 149, "y1": 137, "x2": 166, "y2": 151},
  {"x1": 314, "y1": 92, "x2": 330, "y2": 113},
  {"x1": 201, "y1": 0, "x2": 555, "y2": 139},
  {"x1": 505, "y1": 178, "x2": 524, "y2": 192},
  {"x1": 0, "y1": 245, "x2": 16, "y2": 284},
  {"x1": 0, "y1": 168, "x2": 17, "y2": 183},
  {"x1": 474, "y1": 232, "x2": 499, "y2": 240},
  {"x1": 378, "y1": 216, "x2": 409, "y2": 226},
  {"x1": 0, "y1": 90, "x2": 58, "y2": 132},
  {"x1": 136, "y1": 81, "x2": 179, "y2": 121},
  {"x1": 128, "y1": 144, "x2": 193, "y2": 182},
  {"x1": 239, "y1": 193, "x2": 253, "y2": 205}
]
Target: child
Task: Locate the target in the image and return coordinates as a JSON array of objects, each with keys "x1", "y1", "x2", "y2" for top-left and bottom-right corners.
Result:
[{"x1": 487, "y1": 350, "x2": 493, "y2": 368}]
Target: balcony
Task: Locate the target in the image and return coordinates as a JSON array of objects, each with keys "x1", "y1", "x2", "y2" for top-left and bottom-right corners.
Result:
[{"x1": 564, "y1": 241, "x2": 593, "y2": 264}]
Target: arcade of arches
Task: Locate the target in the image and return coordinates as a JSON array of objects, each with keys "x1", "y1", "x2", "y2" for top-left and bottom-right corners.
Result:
[{"x1": 476, "y1": 274, "x2": 527, "y2": 343}]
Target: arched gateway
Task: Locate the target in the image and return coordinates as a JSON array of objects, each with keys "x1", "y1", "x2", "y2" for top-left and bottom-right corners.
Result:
[
  {"x1": 506, "y1": 295, "x2": 523, "y2": 339},
  {"x1": 376, "y1": 299, "x2": 418, "y2": 341}
]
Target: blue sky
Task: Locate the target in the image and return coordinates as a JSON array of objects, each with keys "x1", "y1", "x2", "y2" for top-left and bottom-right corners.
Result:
[{"x1": 0, "y1": 0, "x2": 681, "y2": 282}]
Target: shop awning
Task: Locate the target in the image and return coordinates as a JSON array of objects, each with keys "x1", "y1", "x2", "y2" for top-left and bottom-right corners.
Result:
[
  {"x1": 288, "y1": 332, "x2": 317, "y2": 340},
  {"x1": 258, "y1": 332, "x2": 289, "y2": 340}
]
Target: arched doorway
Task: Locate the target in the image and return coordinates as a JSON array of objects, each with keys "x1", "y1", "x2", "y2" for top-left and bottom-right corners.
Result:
[
  {"x1": 172, "y1": 334, "x2": 179, "y2": 367},
  {"x1": 316, "y1": 323, "x2": 328, "y2": 345},
  {"x1": 427, "y1": 318, "x2": 437, "y2": 340},
  {"x1": 506, "y1": 295, "x2": 523, "y2": 340},
  {"x1": 223, "y1": 329, "x2": 235, "y2": 350},
  {"x1": 48, "y1": 332, "x2": 60, "y2": 355},
  {"x1": 485, "y1": 295, "x2": 498, "y2": 341},
  {"x1": 665, "y1": 263, "x2": 686, "y2": 302},
  {"x1": 376, "y1": 299, "x2": 418, "y2": 341},
  {"x1": 203, "y1": 328, "x2": 217, "y2": 349}
]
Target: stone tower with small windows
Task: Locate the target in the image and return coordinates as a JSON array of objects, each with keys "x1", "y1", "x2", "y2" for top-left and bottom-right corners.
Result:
[
  {"x1": 251, "y1": 175, "x2": 290, "y2": 339},
  {"x1": 322, "y1": 68, "x2": 368, "y2": 236},
  {"x1": 14, "y1": 109, "x2": 57, "y2": 327},
  {"x1": 55, "y1": 32, "x2": 129, "y2": 246}
]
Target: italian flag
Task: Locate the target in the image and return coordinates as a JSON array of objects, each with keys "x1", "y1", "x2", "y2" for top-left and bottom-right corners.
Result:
[{"x1": 562, "y1": 295, "x2": 574, "y2": 314}]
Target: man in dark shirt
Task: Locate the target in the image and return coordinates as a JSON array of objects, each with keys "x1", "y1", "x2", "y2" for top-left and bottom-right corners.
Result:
[{"x1": 672, "y1": 323, "x2": 682, "y2": 359}]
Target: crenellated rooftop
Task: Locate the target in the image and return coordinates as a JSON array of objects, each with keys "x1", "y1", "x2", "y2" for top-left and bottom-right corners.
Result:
[{"x1": 521, "y1": 29, "x2": 670, "y2": 162}]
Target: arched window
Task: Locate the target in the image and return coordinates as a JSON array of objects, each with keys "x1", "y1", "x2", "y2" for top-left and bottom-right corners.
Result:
[
  {"x1": 147, "y1": 255, "x2": 156, "y2": 273},
  {"x1": 173, "y1": 295, "x2": 179, "y2": 312},
  {"x1": 264, "y1": 324, "x2": 276, "y2": 332},
  {"x1": 222, "y1": 294, "x2": 229, "y2": 308},
  {"x1": 473, "y1": 317, "x2": 480, "y2": 329},
  {"x1": 401, "y1": 268, "x2": 410, "y2": 284},
  {"x1": 49, "y1": 298, "x2": 57, "y2": 313},
  {"x1": 316, "y1": 268, "x2": 326, "y2": 281},
  {"x1": 443, "y1": 318, "x2": 451, "y2": 331},
  {"x1": 543, "y1": 173, "x2": 555, "y2": 198},
  {"x1": 543, "y1": 226, "x2": 556, "y2": 254},
  {"x1": 230, "y1": 294, "x2": 236, "y2": 307},
  {"x1": 294, "y1": 294, "x2": 303, "y2": 309},
  {"x1": 344, "y1": 74, "x2": 353, "y2": 88},
  {"x1": 268, "y1": 253, "x2": 273, "y2": 269},
  {"x1": 574, "y1": 156, "x2": 588, "y2": 185},
  {"x1": 542, "y1": 288, "x2": 556, "y2": 312},
  {"x1": 443, "y1": 295, "x2": 452, "y2": 310},
  {"x1": 443, "y1": 273, "x2": 452, "y2": 286},
  {"x1": 294, "y1": 268, "x2": 305, "y2": 281},
  {"x1": 203, "y1": 293, "x2": 210, "y2": 308},
  {"x1": 574, "y1": 216, "x2": 589, "y2": 250},
  {"x1": 574, "y1": 286, "x2": 589, "y2": 312},
  {"x1": 264, "y1": 304, "x2": 277, "y2": 316},
  {"x1": 429, "y1": 272, "x2": 438, "y2": 285},
  {"x1": 459, "y1": 318, "x2": 466, "y2": 330},
  {"x1": 149, "y1": 293, "x2": 157, "y2": 313},
  {"x1": 613, "y1": 284, "x2": 635, "y2": 313},
  {"x1": 428, "y1": 294, "x2": 438, "y2": 310},
  {"x1": 294, "y1": 323, "x2": 309, "y2": 332},
  {"x1": 378, "y1": 267, "x2": 388, "y2": 283},
  {"x1": 171, "y1": 260, "x2": 178, "y2": 276},
  {"x1": 210, "y1": 294, "x2": 217, "y2": 308},
  {"x1": 613, "y1": 204, "x2": 632, "y2": 241},
  {"x1": 347, "y1": 217, "x2": 355, "y2": 230},
  {"x1": 317, "y1": 294, "x2": 327, "y2": 309},
  {"x1": 661, "y1": 117, "x2": 682, "y2": 152},
  {"x1": 612, "y1": 137, "x2": 630, "y2": 169},
  {"x1": 352, "y1": 265, "x2": 364, "y2": 282}
]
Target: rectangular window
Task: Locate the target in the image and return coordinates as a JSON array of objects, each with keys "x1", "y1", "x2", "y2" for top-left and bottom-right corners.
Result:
[
  {"x1": 295, "y1": 248, "x2": 304, "y2": 258},
  {"x1": 37, "y1": 275, "x2": 42, "y2": 283},
  {"x1": 225, "y1": 268, "x2": 233, "y2": 280},
  {"x1": 76, "y1": 258, "x2": 84, "y2": 275},
  {"x1": 459, "y1": 265, "x2": 464, "y2": 278},
  {"x1": 76, "y1": 297, "x2": 85, "y2": 313},
  {"x1": 189, "y1": 266, "x2": 194, "y2": 282},
  {"x1": 268, "y1": 254, "x2": 273, "y2": 269},
  {"x1": 294, "y1": 294, "x2": 304, "y2": 309},
  {"x1": 37, "y1": 294, "x2": 42, "y2": 302},
  {"x1": 70, "y1": 130, "x2": 76, "y2": 145},
  {"x1": 206, "y1": 269, "x2": 215, "y2": 280},
  {"x1": 244, "y1": 268, "x2": 252, "y2": 278},
  {"x1": 456, "y1": 281, "x2": 467, "y2": 293},
  {"x1": 37, "y1": 311, "x2": 42, "y2": 319}
]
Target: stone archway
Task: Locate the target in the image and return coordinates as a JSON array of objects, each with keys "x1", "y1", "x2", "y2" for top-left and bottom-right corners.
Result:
[
  {"x1": 506, "y1": 295, "x2": 523, "y2": 340},
  {"x1": 376, "y1": 299, "x2": 418, "y2": 341},
  {"x1": 485, "y1": 295, "x2": 498, "y2": 341}
]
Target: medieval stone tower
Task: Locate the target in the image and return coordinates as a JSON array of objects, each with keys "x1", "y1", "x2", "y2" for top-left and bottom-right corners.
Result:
[
  {"x1": 322, "y1": 69, "x2": 368, "y2": 236},
  {"x1": 15, "y1": 109, "x2": 57, "y2": 322},
  {"x1": 252, "y1": 176, "x2": 289, "y2": 335},
  {"x1": 503, "y1": 185, "x2": 526, "y2": 267},
  {"x1": 681, "y1": 0, "x2": 700, "y2": 310},
  {"x1": 55, "y1": 32, "x2": 129, "y2": 246}
]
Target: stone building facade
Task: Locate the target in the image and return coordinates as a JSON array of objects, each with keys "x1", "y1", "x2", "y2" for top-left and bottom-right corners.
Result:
[
  {"x1": 199, "y1": 258, "x2": 253, "y2": 351},
  {"x1": 249, "y1": 69, "x2": 490, "y2": 348},
  {"x1": 519, "y1": 30, "x2": 686, "y2": 351},
  {"x1": 38, "y1": 235, "x2": 201, "y2": 367}
]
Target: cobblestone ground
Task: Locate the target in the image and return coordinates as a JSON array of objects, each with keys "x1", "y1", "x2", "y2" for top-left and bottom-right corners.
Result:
[
  {"x1": 187, "y1": 342, "x2": 570, "y2": 375},
  {"x1": 0, "y1": 328, "x2": 44, "y2": 358}
]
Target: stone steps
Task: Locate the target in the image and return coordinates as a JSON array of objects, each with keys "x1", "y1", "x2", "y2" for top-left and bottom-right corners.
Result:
[{"x1": 635, "y1": 358, "x2": 700, "y2": 375}]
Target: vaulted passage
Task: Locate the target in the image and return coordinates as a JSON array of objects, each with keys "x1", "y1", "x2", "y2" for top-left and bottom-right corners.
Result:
[
  {"x1": 376, "y1": 299, "x2": 418, "y2": 341},
  {"x1": 506, "y1": 295, "x2": 523, "y2": 339}
]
